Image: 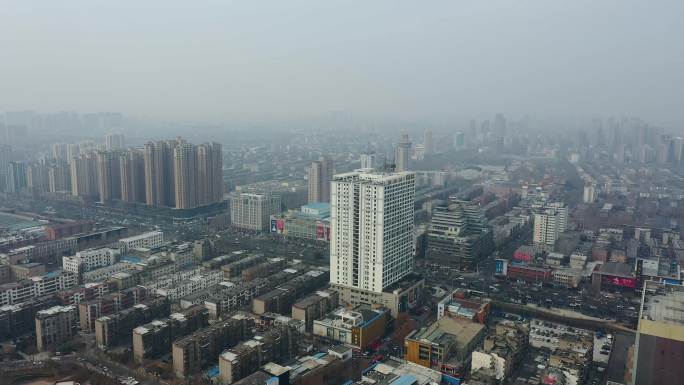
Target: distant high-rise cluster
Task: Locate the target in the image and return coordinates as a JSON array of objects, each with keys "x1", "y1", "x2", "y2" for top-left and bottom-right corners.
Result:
[
  {"x1": 307, "y1": 156, "x2": 333, "y2": 203},
  {"x1": 1, "y1": 133, "x2": 223, "y2": 209}
]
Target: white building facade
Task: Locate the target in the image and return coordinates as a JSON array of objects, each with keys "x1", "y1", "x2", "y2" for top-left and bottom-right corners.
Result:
[
  {"x1": 118, "y1": 231, "x2": 164, "y2": 253},
  {"x1": 330, "y1": 170, "x2": 415, "y2": 293}
]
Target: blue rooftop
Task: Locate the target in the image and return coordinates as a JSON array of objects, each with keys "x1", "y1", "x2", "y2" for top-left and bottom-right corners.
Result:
[
  {"x1": 302, "y1": 202, "x2": 330, "y2": 210},
  {"x1": 205, "y1": 365, "x2": 219, "y2": 378},
  {"x1": 43, "y1": 270, "x2": 63, "y2": 278},
  {"x1": 121, "y1": 255, "x2": 142, "y2": 263}
]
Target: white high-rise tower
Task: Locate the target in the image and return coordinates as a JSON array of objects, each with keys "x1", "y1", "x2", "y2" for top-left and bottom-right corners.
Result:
[{"x1": 330, "y1": 170, "x2": 416, "y2": 293}]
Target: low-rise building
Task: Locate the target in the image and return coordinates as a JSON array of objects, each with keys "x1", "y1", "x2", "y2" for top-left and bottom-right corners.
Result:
[
  {"x1": 437, "y1": 289, "x2": 491, "y2": 324},
  {"x1": 552, "y1": 268, "x2": 582, "y2": 288},
  {"x1": 132, "y1": 305, "x2": 208, "y2": 362},
  {"x1": 172, "y1": 313, "x2": 254, "y2": 378},
  {"x1": 471, "y1": 320, "x2": 529, "y2": 383},
  {"x1": 35, "y1": 305, "x2": 77, "y2": 351},
  {"x1": 312, "y1": 305, "x2": 388, "y2": 351},
  {"x1": 94, "y1": 296, "x2": 169, "y2": 348},
  {"x1": 404, "y1": 316, "x2": 485, "y2": 379},
  {"x1": 291, "y1": 290, "x2": 338, "y2": 332},
  {"x1": 62, "y1": 247, "x2": 119, "y2": 275},
  {"x1": 118, "y1": 231, "x2": 164, "y2": 253},
  {"x1": 218, "y1": 321, "x2": 300, "y2": 384}
]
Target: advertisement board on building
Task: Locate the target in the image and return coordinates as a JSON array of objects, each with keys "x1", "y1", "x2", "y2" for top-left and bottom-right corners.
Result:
[
  {"x1": 494, "y1": 259, "x2": 508, "y2": 276},
  {"x1": 601, "y1": 275, "x2": 636, "y2": 288},
  {"x1": 270, "y1": 219, "x2": 277, "y2": 233}
]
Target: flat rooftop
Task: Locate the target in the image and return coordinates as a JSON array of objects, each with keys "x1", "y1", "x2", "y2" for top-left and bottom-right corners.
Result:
[
  {"x1": 597, "y1": 261, "x2": 633, "y2": 277},
  {"x1": 408, "y1": 316, "x2": 484, "y2": 346},
  {"x1": 642, "y1": 281, "x2": 684, "y2": 326}
]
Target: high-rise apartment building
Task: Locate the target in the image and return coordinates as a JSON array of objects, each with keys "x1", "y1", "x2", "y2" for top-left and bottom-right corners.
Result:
[
  {"x1": 6, "y1": 161, "x2": 27, "y2": 194},
  {"x1": 0, "y1": 144, "x2": 10, "y2": 192},
  {"x1": 144, "y1": 141, "x2": 174, "y2": 207},
  {"x1": 174, "y1": 141, "x2": 197, "y2": 209},
  {"x1": 105, "y1": 133, "x2": 125, "y2": 150},
  {"x1": 330, "y1": 170, "x2": 415, "y2": 293},
  {"x1": 360, "y1": 152, "x2": 377, "y2": 169},
  {"x1": 27, "y1": 162, "x2": 49, "y2": 193},
  {"x1": 48, "y1": 162, "x2": 71, "y2": 193},
  {"x1": 424, "y1": 129, "x2": 433, "y2": 155},
  {"x1": 120, "y1": 150, "x2": 146, "y2": 203},
  {"x1": 583, "y1": 183, "x2": 596, "y2": 204},
  {"x1": 395, "y1": 134, "x2": 411, "y2": 172},
  {"x1": 51, "y1": 143, "x2": 69, "y2": 162},
  {"x1": 97, "y1": 151, "x2": 122, "y2": 202},
  {"x1": 196, "y1": 142, "x2": 223, "y2": 205},
  {"x1": 308, "y1": 156, "x2": 333, "y2": 203},
  {"x1": 70, "y1": 153, "x2": 99, "y2": 199},
  {"x1": 533, "y1": 202, "x2": 568, "y2": 249}
]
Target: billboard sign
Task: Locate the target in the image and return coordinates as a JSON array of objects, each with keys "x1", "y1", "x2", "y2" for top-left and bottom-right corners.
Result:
[
  {"x1": 270, "y1": 219, "x2": 277, "y2": 233},
  {"x1": 601, "y1": 275, "x2": 636, "y2": 288},
  {"x1": 494, "y1": 259, "x2": 508, "y2": 276}
]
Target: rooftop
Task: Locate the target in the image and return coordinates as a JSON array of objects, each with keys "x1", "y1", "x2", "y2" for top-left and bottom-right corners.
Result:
[
  {"x1": 597, "y1": 261, "x2": 633, "y2": 277},
  {"x1": 641, "y1": 281, "x2": 684, "y2": 326},
  {"x1": 408, "y1": 316, "x2": 484, "y2": 347}
]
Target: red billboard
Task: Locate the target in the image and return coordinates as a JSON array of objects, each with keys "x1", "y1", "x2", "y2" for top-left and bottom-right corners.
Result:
[{"x1": 601, "y1": 275, "x2": 636, "y2": 288}]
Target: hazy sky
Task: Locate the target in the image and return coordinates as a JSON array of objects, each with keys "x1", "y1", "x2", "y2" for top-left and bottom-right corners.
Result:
[{"x1": 2, "y1": 1, "x2": 683, "y2": 127}]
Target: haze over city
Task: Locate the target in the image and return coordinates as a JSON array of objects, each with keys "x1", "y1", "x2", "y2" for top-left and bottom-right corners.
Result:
[
  {"x1": 2, "y1": 2, "x2": 684, "y2": 385},
  {"x1": 2, "y1": 0, "x2": 684, "y2": 127}
]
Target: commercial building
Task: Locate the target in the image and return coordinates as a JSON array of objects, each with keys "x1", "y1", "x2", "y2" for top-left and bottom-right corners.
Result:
[
  {"x1": 506, "y1": 264, "x2": 552, "y2": 282},
  {"x1": 307, "y1": 156, "x2": 333, "y2": 203},
  {"x1": 333, "y1": 273, "x2": 424, "y2": 318},
  {"x1": 230, "y1": 193, "x2": 281, "y2": 231},
  {"x1": 118, "y1": 231, "x2": 164, "y2": 253},
  {"x1": 330, "y1": 170, "x2": 415, "y2": 293},
  {"x1": 404, "y1": 316, "x2": 485, "y2": 378},
  {"x1": 427, "y1": 200, "x2": 494, "y2": 271},
  {"x1": 312, "y1": 305, "x2": 388, "y2": 350},
  {"x1": 354, "y1": 357, "x2": 445, "y2": 385},
  {"x1": 552, "y1": 268, "x2": 582, "y2": 288},
  {"x1": 437, "y1": 289, "x2": 491, "y2": 324},
  {"x1": 269, "y1": 203, "x2": 331, "y2": 242},
  {"x1": 591, "y1": 262, "x2": 637, "y2": 292},
  {"x1": 172, "y1": 313, "x2": 254, "y2": 378},
  {"x1": 632, "y1": 281, "x2": 684, "y2": 385},
  {"x1": 132, "y1": 305, "x2": 208, "y2": 362},
  {"x1": 35, "y1": 305, "x2": 77, "y2": 351}
]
